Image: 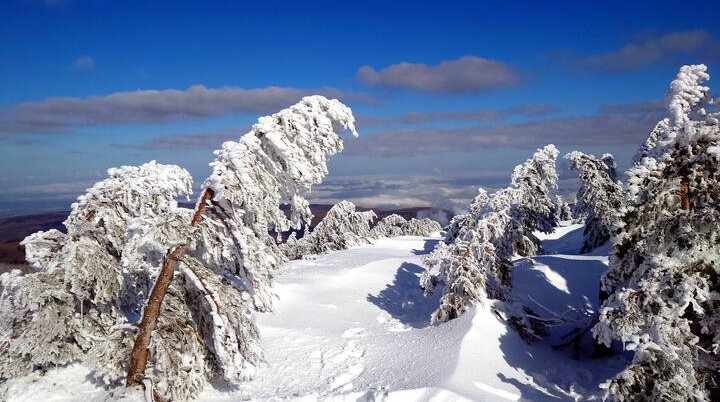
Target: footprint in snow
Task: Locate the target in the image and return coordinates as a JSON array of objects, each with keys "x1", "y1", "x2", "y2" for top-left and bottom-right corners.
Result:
[
  {"x1": 342, "y1": 327, "x2": 367, "y2": 338},
  {"x1": 330, "y1": 363, "x2": 365, "y2": 391}
]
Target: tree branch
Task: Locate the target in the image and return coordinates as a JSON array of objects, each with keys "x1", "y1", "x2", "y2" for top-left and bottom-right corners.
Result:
[{"x1": 126, "y1": 188, "x2": 214, "y2": 388}]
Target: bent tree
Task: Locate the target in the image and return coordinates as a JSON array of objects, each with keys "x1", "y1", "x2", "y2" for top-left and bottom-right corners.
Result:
[{"x1": 0, "y1": 96, "x2": 358, "y2": 401}]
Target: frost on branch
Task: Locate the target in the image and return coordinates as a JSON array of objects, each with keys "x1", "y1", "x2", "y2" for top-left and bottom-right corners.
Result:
[
  {"x1": 370, "y1": 214, "x2": 441, "y2": 239},
  {"x1": 284, "y1": 200, "x2": 376, "y2": 258},
  {"x1": 593, "y1": 65, "x2": 720, "y2": 401},
  {"x1": 1, "y1": 96, "x2": 358, "y2": 401},
  {"x1": 195, "y1": 95, "x2": 357, "y2": 312},
  {"x1": 421, "y1": 145, "x2": 559, "y2": 336},
  {"x1": 403, "y1": 217, "x2": 442, "y2": 237},
  {"x1": 565, "y1": 151, "x2": 623, "y2": 253},
  {"x1": 0, "y1": 161, "x2": 192, "y2": 385}
]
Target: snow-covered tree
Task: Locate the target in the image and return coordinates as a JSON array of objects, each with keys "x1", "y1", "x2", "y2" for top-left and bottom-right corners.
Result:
[
  {"x1": 287, "y1": 200, "x2": 376, "y2": 257},
  {"x1": 422, "y1": 145, "x2": 559, "y2": 335},
  {"x1": 555, "y1": 195, "x2": 573, "y2": 221},
  {"x1": 370, "y1": 214, "x2": 407, "y2": 238},
  {"x1": 369, "y1": 214, "x2": 441, "y2": 238},
  {"x1": 0, "y1": 95, "x2": 358, "y2": 401},
  {"x1": 593, "y1": 65, "x2": 720, "y2": 401},
  {"x1": 0, "y1": 161, "x2": 193, "y2": 387},
  {"x1": 443, "y1": 188, "x2": 489, "y2": 245},
  {"x1": 404, "y1": 217, "x2": 442, "y2": 237},
  {"x1": 565, "y1": 151, "x2": 623, "y2": 253}
]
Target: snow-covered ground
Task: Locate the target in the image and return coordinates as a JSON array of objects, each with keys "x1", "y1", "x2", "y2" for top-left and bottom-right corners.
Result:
[{"x1": 3, "y1": 222, "x2": 631, "y2": 401}]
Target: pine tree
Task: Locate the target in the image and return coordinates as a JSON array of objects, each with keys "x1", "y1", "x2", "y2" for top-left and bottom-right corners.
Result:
[
  {"x1": 565, "y1": 151, "x2": 623, "y2": 253},
  {"x1": 421, "y1": 145, "x2": 559, "y2": 337},
  {"x1": 287, "y1": 200, "x2": 376, "y2": 257},
  {"x1": 370, "y1": 214, "x2": 441, "y2": 238},
  {"x1": 0, "y1": 95, "x2": 358, "y2": 401},
  {"x1": 555, "y1": 195, "x2": 573, "y2": 221},
  {"x1": 593, "y1": 65, "x2": 720, "y2": 401}
]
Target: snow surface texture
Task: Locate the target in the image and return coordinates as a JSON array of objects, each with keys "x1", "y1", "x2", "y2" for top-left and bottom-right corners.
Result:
[{"x1": 2, "y1": 223, "x2": 630, "y2": 401}]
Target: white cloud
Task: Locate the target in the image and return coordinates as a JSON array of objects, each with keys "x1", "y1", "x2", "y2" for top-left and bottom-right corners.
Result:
[
  {"x1": 72, "y1": 56, "x2": 94, "y2": 71},
  {"x1": 0, "y1": 85, "x2": 375, "y2": 135},
  {"x1": 357, "y1": 56, "x2": 519, "y2": 93}
]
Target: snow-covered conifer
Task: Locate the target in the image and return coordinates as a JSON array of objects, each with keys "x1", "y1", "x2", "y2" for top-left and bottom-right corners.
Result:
[
  {"x1": 369, "y1": 214, "x2": 441, "y2": 239},
  {"x1": 565, "y1": 151, "x2": 623, "y2": 253},
  {"x1": 370, "y1": 214, "x2": 407, "y2": 238},
  {"x1": 593, "y1": 65, "x2": 720, "y2": 400},
  {"x1": 422, "y1": 145, "x2": 559, "y2": 334},
  {"x1": 290, "y1": 201, "x2": 376, "y2": 257},
  {"x1": 0, "y1": 161, "x2": 193, "y2": 385},
  {"x1": 555, "y1": 195, "x2": 573, "y2": 221},
  {"x1": 0, "y1": 96, "x2": 358, "y2": 401},
  {"x1": 443, "y1": 189, "x2": 489, "y2": 245},
  {"x1": 403, "y1": 217, "x2": 442, "y2": 237}
]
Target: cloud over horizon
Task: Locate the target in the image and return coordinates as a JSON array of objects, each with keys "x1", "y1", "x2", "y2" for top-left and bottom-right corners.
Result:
[
  {"x1": 394, "y1": 103, "x2": 559, "y2": 124},
  {"x1": 343, "y1": 113, "x2": 662, "y2": 156},
  {"x1": 0, "y1": 85, "x2": 376, "y2": 137},
  {"x1": 356, "y1": 56, "x2": 520, "y2": 93},
  {"x1": 573, "y1": 30, "x2": 714, "y2": 74},
  {"x1": 600, "y1": 99, "x2": 665, "y2": 114}
]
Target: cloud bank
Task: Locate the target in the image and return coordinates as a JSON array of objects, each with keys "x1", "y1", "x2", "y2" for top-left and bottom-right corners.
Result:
[
  {"x1": 0, "y1": 85, "x2": 375, "y2": 136},
  {"x1": 574, "y1": 30, "x2": 712, "y2": 74},
  {"x1": 344, "y1": 113, "x2": 662, "y2": 156},
  {"x1": 357, "y1": 56, "x2": 519, "y2": 93}
]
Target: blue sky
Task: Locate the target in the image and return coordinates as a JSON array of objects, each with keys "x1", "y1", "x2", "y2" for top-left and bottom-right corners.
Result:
[{"x1": 1, "y1": 0, "x2": 719, "y2": 217}]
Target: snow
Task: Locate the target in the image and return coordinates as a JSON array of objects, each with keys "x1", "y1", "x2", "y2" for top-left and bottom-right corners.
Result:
[{"x1": 2, "y1": 221, "x2": 630, "y2": 401}]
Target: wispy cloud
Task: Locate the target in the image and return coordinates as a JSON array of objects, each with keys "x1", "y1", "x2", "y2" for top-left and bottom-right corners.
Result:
[
  {"x1": 573, "y1": 30, "x2": 711, "y2": 74},
  {"x1": 600, "y1": 99, "x2": 664, "y2": 114},
  {"x1": 0, "y1": 180, "x2": 96, "y2": 197},
  {"x1": 72, "y1": 56, "x2": 94, "y2": 71},
  {"x1": 356, "y1": 56, "x2": 519, "y2": 93},
  {"x1": 394, "y1": 103, "x2": 559, "y2": 124},
  {"x1": 306, "y1": 173, "x2": 506, "y2": 211},
  {"x1": 343, "y1": 113, "x2": 662, "y2": 156},
  {"x1": 0, "y1": 86, "x2": 376, "y2": 136},
  {"x1": 114, "y1": 126, "x2": 251, "y2": 150}
]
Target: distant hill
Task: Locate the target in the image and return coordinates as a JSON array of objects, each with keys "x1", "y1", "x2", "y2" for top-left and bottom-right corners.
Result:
[{"x1": 0, "y1": 205, "x2": 451, "y2": 267}]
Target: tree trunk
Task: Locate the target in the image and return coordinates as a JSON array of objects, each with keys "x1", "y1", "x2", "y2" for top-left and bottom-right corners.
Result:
[
  {"x1": 680, "y1": 169, "x2": 690, "y2": 211},
  {"x1": 126, "y1": 188, "x2": 214, "y2": 388}
]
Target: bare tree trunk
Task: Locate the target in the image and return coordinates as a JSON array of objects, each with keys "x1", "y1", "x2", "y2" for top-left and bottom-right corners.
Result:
[
  {"x1": 680, "y1": 168, "x2": 690, "y2": 211},
  {"x1": 126, "y1": 188, "x2": 214, "y2": 388}
]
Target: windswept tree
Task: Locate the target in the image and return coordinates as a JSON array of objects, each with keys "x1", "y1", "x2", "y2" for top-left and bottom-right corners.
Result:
[
  {"x1": 593, "y1": 65, "x2": 720, "y2": 401},
  {"x1": 370, "y1": 214, "x2": 441, "y2": 238},
  {"x1": 565, "y1": 151, "x2": 624, "y2": 253},
  {"x1": 0, "y1": 95, "x2": 358, "y2": 401},
  {"x1": 284, "y1": 200, "x2": 376, "y2": 258},
  {"x1": 421, "y1": 145, "x2": 559, "y2": 339}
]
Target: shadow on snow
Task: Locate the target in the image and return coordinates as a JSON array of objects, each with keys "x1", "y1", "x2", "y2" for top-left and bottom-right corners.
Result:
[
  {"x1": 366, "y1": 262, "x2": 442, "y2": 328},
  {"x1": 411, "y1": 238, "x2": 441, "y2": 255},
  {"x1": 494, "y1": 226, "x2": 631, "y2": 400},
  {"x1": 540, "y1": 225, "x2": 586, "y2": 254}
]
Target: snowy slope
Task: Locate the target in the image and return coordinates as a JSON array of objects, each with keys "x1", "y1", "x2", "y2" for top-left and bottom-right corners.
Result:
[{"x1": 3, "y1": 222, "x2": 630, "y2": 402}]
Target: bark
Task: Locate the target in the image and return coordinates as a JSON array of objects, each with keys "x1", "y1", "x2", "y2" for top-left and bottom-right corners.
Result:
[
  {"x1": 126, "y1": 188, "x2": 214, "y2": 388},
  {"x1": 680, "y1": 170, "x2": 690, "y2": 211}
]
